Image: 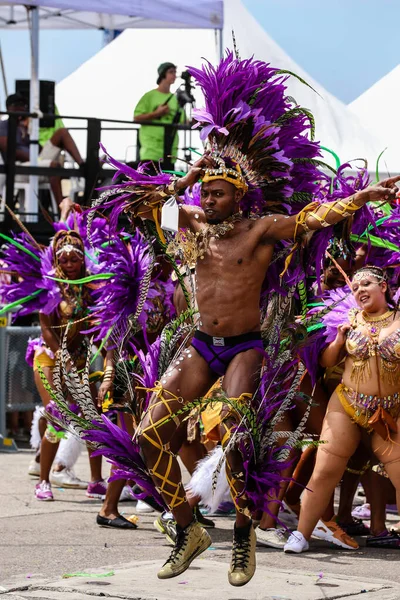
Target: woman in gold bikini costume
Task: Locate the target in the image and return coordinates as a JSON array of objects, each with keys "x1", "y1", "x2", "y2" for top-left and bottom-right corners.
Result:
[
  {"x1": 284, "y1": 265, "x2": 400, "y2": 552},
  {"x1": 33, "y1": 230, "x2": 111, "y2": 501}
]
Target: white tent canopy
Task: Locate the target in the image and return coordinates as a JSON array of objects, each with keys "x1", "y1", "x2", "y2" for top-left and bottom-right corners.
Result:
[
  {"x1": 349, "y1": 66, "x2": 399, "y2": 174},
  {"x1": 56, "y1": 0, "x2": 386, "y2": 170},
  {"x1": 0, "y1": 0, "x2": 223, "y2": 217},
  {"x1": 0, "y1": 0, "x2": 223, "y2": 29}
]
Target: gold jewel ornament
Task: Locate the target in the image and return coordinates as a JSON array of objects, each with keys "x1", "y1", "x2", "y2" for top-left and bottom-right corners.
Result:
[
  {"x1": 166, "y1": 212, "x2": 242, "y2": 265},
  {"x1": 361, "y1": 309, "x2": 394, "y2": 339}
]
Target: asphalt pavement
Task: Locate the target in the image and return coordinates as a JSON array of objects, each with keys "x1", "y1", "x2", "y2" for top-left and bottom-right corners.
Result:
[{"x1": 1, "y1": 449, "x2": 400, "y2": 600}]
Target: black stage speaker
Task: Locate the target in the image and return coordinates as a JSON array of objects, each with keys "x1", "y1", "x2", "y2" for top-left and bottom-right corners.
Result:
[{"x1": 15, "y1": 80, "x2": 56, "y2": 128}]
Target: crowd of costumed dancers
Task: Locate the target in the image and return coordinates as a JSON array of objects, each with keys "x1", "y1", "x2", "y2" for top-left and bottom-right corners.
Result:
[{"x1": 1, "y1": 45, "x2": 400, "y2": 587}]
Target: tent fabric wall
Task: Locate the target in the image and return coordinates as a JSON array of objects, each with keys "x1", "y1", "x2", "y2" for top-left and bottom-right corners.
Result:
[
  {"x1": 0, "y1": 0, "x2": 223, "y2": 29},
  {"x1": 349, "y1": 66, "x2": 399, "y2": 174},
  {"x1": 56, "y1": 0, "x2": 385, "y2": 169}
]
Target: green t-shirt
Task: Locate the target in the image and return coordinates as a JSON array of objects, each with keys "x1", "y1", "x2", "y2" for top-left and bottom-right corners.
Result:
[
  {"x1": 39, "y1": 107, "x2": 65, "y2": 146},
  {"x1": 134, "y1": 89, "x2": 184, "y2": 162}
]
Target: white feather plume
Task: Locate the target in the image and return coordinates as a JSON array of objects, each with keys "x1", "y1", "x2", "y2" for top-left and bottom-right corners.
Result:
[
  {"x1": 30, "y1": 406, "x2": 45, "y2": 450},
  {"x1": 55, "y1": 434, "x2": 84, "y2": 469},
  {"x1": 186, "y1": 447, "x2": 230, "y2": 513}
]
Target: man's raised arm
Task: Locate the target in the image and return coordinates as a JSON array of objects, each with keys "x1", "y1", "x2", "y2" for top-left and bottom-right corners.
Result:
[{"x1": 265, "y1": 175, "x2": 400, "y2": 242}]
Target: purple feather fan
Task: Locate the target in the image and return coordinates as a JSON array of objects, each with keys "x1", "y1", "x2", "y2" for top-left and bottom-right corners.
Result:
[
  {"x1": 301, "y1": 286, "x2": 356, "y2": 384},
  {"x1": 86, "y1": 231, "x2": 158, "y2": 347},
  {"x1": 0, "y1": 232, "x2": 62, "y2": 319},
  {"x1": 83, "y1": 415, "x2": 165, "y2": 509}
]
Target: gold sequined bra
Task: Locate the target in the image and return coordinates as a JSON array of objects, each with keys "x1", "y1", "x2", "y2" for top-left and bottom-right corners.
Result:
[{"x1": 346, "y1": 326, "x2": 400, "y2": 386}]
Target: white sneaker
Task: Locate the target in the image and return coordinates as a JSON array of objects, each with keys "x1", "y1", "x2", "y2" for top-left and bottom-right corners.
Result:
[
  {"x1": 256, "y1": 527, "x2": 288, "y2": 549},
  {"x1": 28, "y1": 459, "x2": 40, "y2": 478},
  {"x1": 50, "y1": 468, "x2": 88, "y2": 489},
  {"x1": 119, "y1": 485, "x2": 134, "y2": 502},
  {"x1": 135, "y1": 499, "x2": 155, "y2": 513},
  {"x1": 312, "y1": 519, "x2": 359, "y2": 549},
  {"x1": 284, "y1": 530, "x2": 309, "y2": 553}
]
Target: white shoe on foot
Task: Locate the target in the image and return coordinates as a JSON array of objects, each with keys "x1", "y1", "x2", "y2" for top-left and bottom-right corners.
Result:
[
  {"x1": 256, "y1": 527, "x2": 288, "y2": 549},
  {"x1": 312, "y1": 519, "x2": 359, "y2": 549},
  {"x1": 284, "y1": 530, "x2": 309, "y2": 553},
  {"x1": 119, "y1": 485, "x2": 134, "y2": 502},
  {"x1": 50, "y1": 468, "x2": 88, "y2": 489},
  {"x1": 28, "y1": 459, "x2": 40, "y2": 478},
  {"x1": 136, "y1": 499, "x2": 155, "y2": 513}
]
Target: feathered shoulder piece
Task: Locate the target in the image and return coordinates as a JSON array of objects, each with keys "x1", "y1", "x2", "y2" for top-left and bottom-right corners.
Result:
[
  {"x1": 0, "y1": 232, "x2": 61, "y2": 319},
  {"x1": 299, "y1": 286, "x2": 357, "y2": 383},
  {"x1": 305, "y1": 162, "x2": 373, "y2": 288},
  {"x1": 0, "y1": 211, "x2": 111, "y2": 320},
  {"x1": 189, "y1": 51, "x2": 324, "y2": 215}
]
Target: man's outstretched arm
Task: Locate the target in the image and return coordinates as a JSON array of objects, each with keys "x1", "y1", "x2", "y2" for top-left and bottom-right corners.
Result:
[{"x1": 264, "y1": 175, "x2": 400, "y2": 242}]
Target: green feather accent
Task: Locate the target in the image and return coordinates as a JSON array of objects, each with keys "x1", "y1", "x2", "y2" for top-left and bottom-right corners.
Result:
[
  {"x1": 293, "y1": 438, "x2": 327, "y2": 450},
  {"x1": 45, "y1": 273, "x2": 115, "y2": 285},
  {"x1": 276, "y1": 107, "x2": 315, "y2": 140},
  {"x1": 274, "y1": 69, "x2": 321, "y2": 97},
  {"x1": 37, "y1": 365, "x2": 93, "y2": 430},
  {"x1": 375, "y1": 148, "x2": 387, "y2": 183},
  {"x1": 320, "y1": 146, "x2": 341, "y2": 170},
  {"x1": 290, "y1": 192, "x2": 314, "y2": 204},
  {"x1": 292, "y1": 157, "x2": 337, "y2": 175},
  {"x1": 350, "y1": 233, "x2": 400, "y2": 253},
  {"x1": 0, "y1": 232, "x2": 41, "y2": 262},
  {"x1": 297, "y1": 281, "x2": 308, "y2": 317},
  {"x1": 0, "y1": 289, "x2": 42, "y2": 316}
]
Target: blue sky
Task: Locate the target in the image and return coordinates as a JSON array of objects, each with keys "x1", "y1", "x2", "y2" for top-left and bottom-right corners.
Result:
[{"x1": 1, "y1": 0, "x2": 399, "y2": 108}]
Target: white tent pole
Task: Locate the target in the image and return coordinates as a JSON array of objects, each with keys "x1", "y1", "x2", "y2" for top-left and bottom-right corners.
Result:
[
  {"x1": 28, "y1": 5, "x2": 40, "y2": 223},
  {"x1": 0, "y1": 41, "x2": 8, "y2": 106}
]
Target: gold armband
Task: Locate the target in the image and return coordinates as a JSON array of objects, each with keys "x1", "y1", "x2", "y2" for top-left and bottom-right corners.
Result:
[
  {"x1": 305, "y1": 194, "x2": 362, "y2": 229},
  {"x1": 103, "y1": 366, "x2": 115, "y2": 382}
]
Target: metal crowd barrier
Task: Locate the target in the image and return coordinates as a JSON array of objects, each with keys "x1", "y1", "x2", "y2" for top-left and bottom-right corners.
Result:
[{"x1": 0, "y1": 326, "x2": 42, "y2": 436}]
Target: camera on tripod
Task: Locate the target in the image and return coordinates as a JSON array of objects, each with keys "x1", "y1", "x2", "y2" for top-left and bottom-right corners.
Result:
[{"x1": 176, "y1": 70, "x2": 196, "y2": 108}]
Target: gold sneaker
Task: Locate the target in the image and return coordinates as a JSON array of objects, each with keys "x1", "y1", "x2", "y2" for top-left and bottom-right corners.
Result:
[
  {"x1": 157, "y1": 519, "x2": 211, "y2": 579},
  {"x1": 228, "y1": 521, "x2": 256, "y2": 587}
]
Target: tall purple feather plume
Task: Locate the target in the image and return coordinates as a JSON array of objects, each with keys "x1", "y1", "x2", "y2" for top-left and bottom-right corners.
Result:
[{"x1": 189, "y1": 52, "x2": 323, "y2": 215}]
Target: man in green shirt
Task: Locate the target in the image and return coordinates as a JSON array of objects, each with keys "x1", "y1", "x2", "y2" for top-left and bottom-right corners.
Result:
[{"x1": 134, "y1": 62, "x2": 184, "y2": 170}]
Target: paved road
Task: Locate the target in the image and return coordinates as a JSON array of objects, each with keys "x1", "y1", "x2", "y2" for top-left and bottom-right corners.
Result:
[{"x1": 1, "y1": 449, "x2": 400, "y2": 600}]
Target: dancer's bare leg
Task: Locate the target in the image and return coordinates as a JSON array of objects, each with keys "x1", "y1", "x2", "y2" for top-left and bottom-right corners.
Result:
[
  {"x1": 372, "y1": 422, "x2": 400, "y2": 520},
  {"x1": 34, "y1": 368, "x2": 60, "y2": 482},
  {"x1": 336, "y1": 442, "x2": 370, "y2": 526},
  {"x1": 99, "y1": 413, "x2": 135, "y2": 519},
  {"x1": 220, "y1": 349, "x2": 263, "y2": 528},
  {"x1": 179, "y1": 425, "x2": 207, "y2": 509},
  {"x1": 297, "y1": 392, "x2": 361, "y2": 539},
  {"x1": 138, "y1": 347, "x2": 216, "y2": 527}
]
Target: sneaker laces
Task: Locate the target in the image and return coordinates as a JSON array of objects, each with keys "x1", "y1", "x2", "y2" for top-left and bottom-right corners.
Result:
[
  {"x1": 231, "y1": 529, "x2": 251, "y2": 570},
  {"x1": 165, "y1": 527, "x2": 188, "y2": 565}
]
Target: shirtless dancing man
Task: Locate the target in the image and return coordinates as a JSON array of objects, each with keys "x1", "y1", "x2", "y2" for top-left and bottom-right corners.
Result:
[{"x1": 133, "y1": 155, "x2": 400, "y2": 585}]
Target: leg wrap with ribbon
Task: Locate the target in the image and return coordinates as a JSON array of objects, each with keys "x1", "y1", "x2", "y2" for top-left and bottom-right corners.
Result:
[
  {"x1": 137, "y1": 383, "x2": 187, "y2": 510},
  {"x1": 219, "y1": 393, "x2": 252, "y2": 516}
]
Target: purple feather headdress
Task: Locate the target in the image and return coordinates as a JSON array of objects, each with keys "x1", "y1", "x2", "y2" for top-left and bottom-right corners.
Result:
[{"x1": 189, "y1": 51, "x2": 323, "y2": 215}]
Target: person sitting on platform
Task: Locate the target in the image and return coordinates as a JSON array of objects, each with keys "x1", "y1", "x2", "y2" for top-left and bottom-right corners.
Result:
[{"x1": 0, "y1": 93, "x2": 84, "y2": 206}]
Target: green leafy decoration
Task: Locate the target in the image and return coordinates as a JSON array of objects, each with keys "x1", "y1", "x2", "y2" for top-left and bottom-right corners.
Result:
[
  {"x1": 276, "y1": 107, "x2": 316, "y2": 140},
  {"x1": 274, "y1": 69, "x2": 321, "y2": 98}
]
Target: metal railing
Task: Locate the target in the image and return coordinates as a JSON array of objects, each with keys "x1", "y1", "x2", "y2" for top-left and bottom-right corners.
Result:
[
  {"x1": 0, "y1": 326, "x2": 42, "y2": 437},
  {"x1": 0, "y1": 110, "x2": 196, "y2": 229}
]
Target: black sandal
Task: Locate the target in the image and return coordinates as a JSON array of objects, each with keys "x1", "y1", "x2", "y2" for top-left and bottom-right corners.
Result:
[{"x1": 96, "y1": 514, "x2": 137, "y2": 529}]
